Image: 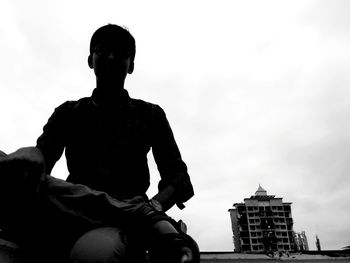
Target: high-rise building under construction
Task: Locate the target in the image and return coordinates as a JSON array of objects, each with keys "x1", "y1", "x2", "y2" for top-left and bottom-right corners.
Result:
[
  {"x1": 294, "y1": 231, "x2": 309, "y2": 251},
  {"x1": 228, "y1": 185, "x2": 296, "y2": 252}
]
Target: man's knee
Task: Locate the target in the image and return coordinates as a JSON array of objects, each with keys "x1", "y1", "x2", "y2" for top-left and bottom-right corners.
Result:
[
  {"x1": 0, "y1": 150, "x2": 7, "y2": 158},
  {"x1": 69, "y1": 227, "x2": 127, "y2": 263}
]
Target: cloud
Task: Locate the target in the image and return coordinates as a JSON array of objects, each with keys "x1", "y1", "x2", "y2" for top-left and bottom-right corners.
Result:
[{"x1": 301, "y1": 0, "x2": 350, "y2": 35}]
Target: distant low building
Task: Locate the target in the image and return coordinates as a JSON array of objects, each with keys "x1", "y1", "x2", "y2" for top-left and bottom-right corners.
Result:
[
  {"x1": 294, "y1": 231, "x2": 309, "y2": 251},
  {"x1": 228, "y1": 185, "x2": 296, "y2": 253},
  {"x1": 316, "y1": 235, "x2": 321, "y2": 251}
]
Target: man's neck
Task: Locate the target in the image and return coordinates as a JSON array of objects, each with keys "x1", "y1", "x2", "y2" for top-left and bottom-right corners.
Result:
[{"x1": 92, "y1": 79, "x2": 127, "y2": 107}]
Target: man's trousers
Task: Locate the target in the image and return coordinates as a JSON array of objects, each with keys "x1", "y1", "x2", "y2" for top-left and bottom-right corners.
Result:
[{"x1": 0, "y1": 149, "x2": 164, "y2": 263}]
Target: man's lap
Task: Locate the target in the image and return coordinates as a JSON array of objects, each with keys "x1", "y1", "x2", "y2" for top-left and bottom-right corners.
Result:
[{"x1": 0, "y1": 149, "x2": 153, "y2": 262}]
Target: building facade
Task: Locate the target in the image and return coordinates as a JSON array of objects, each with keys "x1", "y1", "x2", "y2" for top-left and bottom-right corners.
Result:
[
  {"x1": 228, "y1": 185, "x2": 296, "y2": 253},
  {"x1": 294, "y1": 231, "x2": 309, "y2": 251}
]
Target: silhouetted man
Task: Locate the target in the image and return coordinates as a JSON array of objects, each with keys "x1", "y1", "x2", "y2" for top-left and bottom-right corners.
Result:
[{"x1": 0, "y1": 24, "x2": 198, "y2": 263}]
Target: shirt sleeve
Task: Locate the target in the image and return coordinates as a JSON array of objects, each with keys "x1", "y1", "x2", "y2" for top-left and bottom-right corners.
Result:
[
  {"x1": 151, "y1": 105, "x2": 194, "y2": 207},
  {"x1": 36, "y1": 101, "x2": 72, "y2": 174}
]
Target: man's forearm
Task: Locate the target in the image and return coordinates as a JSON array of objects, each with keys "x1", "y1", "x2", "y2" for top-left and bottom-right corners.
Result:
[{"x1": 152, "y1": 184, "x2": 177, "y2": 212}]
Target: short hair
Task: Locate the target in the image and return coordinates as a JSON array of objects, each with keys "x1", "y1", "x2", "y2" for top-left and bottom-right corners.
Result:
[{"x1": 89, "y1": 24, "x2": 136, "y2": 61}]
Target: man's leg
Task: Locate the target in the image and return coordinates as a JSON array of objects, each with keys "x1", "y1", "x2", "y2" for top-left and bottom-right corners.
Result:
[
  {"x1": 0, "y1": 147, "x2": 199, "y2": 263},
  {"x1": 0, "y1": 148, "x2": 165, "y2": 235},
  {"x1": 69, "y1": 226, "x2": 149, "y2": 263}
]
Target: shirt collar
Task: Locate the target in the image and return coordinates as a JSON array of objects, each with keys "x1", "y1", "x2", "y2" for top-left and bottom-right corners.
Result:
[{"x1": 91, "y1": 88, "x2": 131, "y2": 109}]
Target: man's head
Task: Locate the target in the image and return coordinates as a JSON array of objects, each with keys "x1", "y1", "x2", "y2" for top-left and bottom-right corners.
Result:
[
  {"x1": 88, "y1": 24, "x2": 136, "y2": 85},
  {"x1": 89, "y1": 24, "x2": 136, "y2": 62}
]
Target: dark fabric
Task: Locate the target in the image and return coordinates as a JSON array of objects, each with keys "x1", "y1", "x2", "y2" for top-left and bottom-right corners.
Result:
[
  {"x1": 0, "y1": 152, "x2": 170, "y2": 262},
  {"x1": 36, "y1": 88, "x2": 194, "y2": 203},
  {"x1": 69, "y1": 227, "x2": 150, "y2": 263}
]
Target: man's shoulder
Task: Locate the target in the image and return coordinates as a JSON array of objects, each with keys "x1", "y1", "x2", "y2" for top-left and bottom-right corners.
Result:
[
  {"x1": 55, "y1": 97, "x2": 92, "y2": 111},
  {"x1": 129, "y1": 97, "x2": 163, "y2": 112}
]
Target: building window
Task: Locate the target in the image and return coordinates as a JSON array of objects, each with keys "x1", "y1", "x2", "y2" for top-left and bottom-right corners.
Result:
[{"x1": 252, "y1": 245, "x2": 259, "y2": 250}]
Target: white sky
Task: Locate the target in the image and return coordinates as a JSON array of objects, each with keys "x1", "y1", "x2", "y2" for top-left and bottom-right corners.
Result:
[{"x1": 1, "y1": 0, "x2": 350, "y2": 251}]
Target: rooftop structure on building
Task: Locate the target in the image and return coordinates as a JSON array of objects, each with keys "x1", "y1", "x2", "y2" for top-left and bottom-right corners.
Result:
[{"x1": 228, "y1": 185, "x2": 296, "y2": 253}]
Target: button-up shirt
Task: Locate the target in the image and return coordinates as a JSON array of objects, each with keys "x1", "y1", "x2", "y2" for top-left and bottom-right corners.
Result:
[{"x1": 36, "y1": 88, "x2": 194, "y2": 204}]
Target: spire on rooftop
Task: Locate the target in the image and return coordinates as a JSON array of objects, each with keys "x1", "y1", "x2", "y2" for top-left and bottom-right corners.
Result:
[{"x1": 255, "y1": 184, "x2": 267, "y2": 196}]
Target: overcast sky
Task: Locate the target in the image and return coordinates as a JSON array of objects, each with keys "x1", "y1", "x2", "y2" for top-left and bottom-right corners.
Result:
[{"x1": 1, "y1": 0, "x2": 350, "y2": 251}]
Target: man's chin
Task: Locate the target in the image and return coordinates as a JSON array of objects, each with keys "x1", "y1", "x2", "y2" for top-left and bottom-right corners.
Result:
[{"x1": 99, "y1": 74, "x2": 125, "y2": 84}]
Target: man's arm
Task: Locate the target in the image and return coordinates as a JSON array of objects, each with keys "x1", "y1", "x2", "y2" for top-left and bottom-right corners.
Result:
[
  {"x1": 151, "y1": 106, "x2": 194, "y2": 211},
  {"x1": 36, "y1": 101, "x2": 71, "y2": 174},
  {"x1": 151, "y1": 184, "x2": 177, "y2": 212}
]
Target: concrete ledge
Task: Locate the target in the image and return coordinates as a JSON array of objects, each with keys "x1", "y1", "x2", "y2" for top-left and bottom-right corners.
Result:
[{"x1": 200, "y1": 251, "x2": 350, "y2": 261}]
